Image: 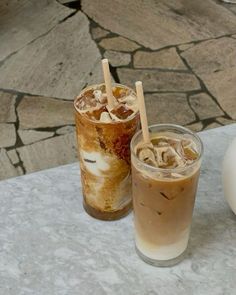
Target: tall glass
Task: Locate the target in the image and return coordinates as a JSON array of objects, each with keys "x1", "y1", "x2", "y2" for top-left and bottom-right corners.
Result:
[
  {"x1": 74, "y1": 83, "x2": 139, "y2": 221},
  {"x1": 131, "y1": 124, "x2": 203, "y2": 266}
]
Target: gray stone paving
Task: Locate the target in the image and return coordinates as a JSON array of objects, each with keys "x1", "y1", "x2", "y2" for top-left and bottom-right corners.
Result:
[
  {"x1": 82, "y1": 0, "x2": 236, "y2": 49},
  {"x1": 0, "y1": 92, "x2": 16, "y2": 123},
  {"x1": 0, "y1": 0, "x2": 73, "y2": 61},
  {"x1": 0, "y1": 0, "x2": 236, "y2": 180},
  {"x1": 17, "y1": 133, "x2": 77, "y2": 174},
  {"x1": 0, "y1": 12, "x2": 102, "y2": 99},
  {"x1": 117, "y1": 69, "x2": 200, "y2": 92},
  {"x1": 18, "y1": 130, "x2": 55, "y2": 145},
  {"x1": 99, "y1": 37, "x2": 140, "y2": 52},
  {"x1": 189, "y1": 93, "x2": 224, "y2": 120},
  {"x1": 145, "y1": 93, "x2": 196, "y2": 125},
  {"x1": 17, "y1": 96, "x2": 74, "y2": 129},
  {"x1": 104, "y1": 51, "x2": 131, "y2": 67},
  {"x1": 91, "y1": 27, "x2": 109, "y2": 40},
  {"x1": 0, "y1": 123, "x2": 16, "y2": 148},
  {"x1": 133, "y1": 49, "x2": 187, "y2": 70},
  {"x1": 0, "y1": 149, "x2": 19, "y2": 179}
]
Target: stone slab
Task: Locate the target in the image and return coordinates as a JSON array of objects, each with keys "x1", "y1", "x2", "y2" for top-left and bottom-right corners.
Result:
[
  {"x1": 0, "y1": 149, "x2": 18, "y2": 180},
  {"x1": 104, "y1": 51, "x2": 131, "y2": 67},
  {"x1": 0, "y1": 92, "x2": 16, "y2": 123},
  {"x1": 7, "y1": 149, "x2": 20, "y2": 165},
  {"x1": 83, "y1": 0, "x2": 236, "y2": 50},
  {"x1": 187, "y1": 122, "x2": 203, "y2": 132},
  {"x1": 0, "y1": 12, "x2": 102, "y2": 100},
  {"x1": 181, "y1": 37, "x2": 236, "y2": 75},
  {"x1": 201, "y1": 68, "x2": 236, "y2": 120},
  {"x1": 189, "y1": 93, "x2": 224, "y2": 120},
  {"x1": 117, "y1": 68, "x2": 200, "y2": 92},
  {"x1": 99, "y1": 37, "x2": 140, "y2": 51},
  {"x1": 145, "y1": 93, "x2": 196, "y2": 125},
  {"x1": 178, "y1": 43, "x2": 195, "y2": 51},
  {"x1": 0, "y1": 0, "x2": 73, "y2": 61},
  {"x1": 16, "y1": 166, "x2": 24, "y2": 176},
  {"x1": 205, "y1": 122, "x2": 222, "y2": 130},
  {"x1": 181, "y1": 38, "x2": 236, "y2": 120},
  {"x1": 91, "y1": 27, "x2": 110, "y2": 39},
  {"x1": 17, "y1": 96, "x2": 74, "y2": 129},
  {"x1": 216, "y1": 117, "x2": 236, "y2": 125},
  {"x1": 18, "y1": 130, "x2": 55, "y2": 145},
  {"x1": 17, "y1": 133, "x2": 77, "y2": 174},
  {"x1": 1, "y1": 124, "x2": 236, "y2": 293},
  {"x1": 0, "y1": 124, "x2": 16, "y2": 148},
  {"x1": 133, "y1": 48, "x2": 186, "y2": 70},
  {"x1": 214, "y1": 0, "x2": 236, "y2": 15},
  {"x1": 56, "y1": 125, "x2": 75, "y2": 135}
]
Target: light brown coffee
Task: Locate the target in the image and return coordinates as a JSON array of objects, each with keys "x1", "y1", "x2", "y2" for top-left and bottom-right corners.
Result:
[{"x1": 131, "y1": 130, "x2": 202, "y2": 263}]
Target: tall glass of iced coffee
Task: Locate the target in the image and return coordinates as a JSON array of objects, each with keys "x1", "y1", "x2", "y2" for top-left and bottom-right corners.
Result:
[
  {"x1": 74, "y1": 82, "x2": 139, "y2": 220},
  {"x1": 131, "y1": 124, "x2": 203, "y2": 266}
]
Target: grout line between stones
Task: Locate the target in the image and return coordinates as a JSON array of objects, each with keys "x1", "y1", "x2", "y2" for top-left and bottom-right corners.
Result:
[
  {"x1": 85, "y1": 15, "x2": 144, "y2": 49},
  {"x1": 0, "y1": 88, "x2": 75, "y2": 102},
  {"x1": 143, "y1": 90, "x2": 202, "y2": 95},
  {"x1": 6, "y1": 92, "x2": 26, "y2": 174},
  {"x1": 214, "y1": 0, "x2": 236, "y2": 16},
  {"x1": 13, "y1": 93, "x2": 25, "y2": 149},
  {"x1": 186, "y1": 96, "x2": 200, "y2": 122},
  {"x1": 0, "y1": 8, "x2": 78, "y2": 68},
  {"x1": 176, "y1": 46, "x2": 232, "y2": 119},
  {"x1": 56, "y1": 0, "x2": 81, "y2": 10}
]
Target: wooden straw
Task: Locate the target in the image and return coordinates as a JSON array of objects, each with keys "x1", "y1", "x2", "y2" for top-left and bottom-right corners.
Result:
[
  {"x1": 135, "y1": 81, "x2": 150, "y2": 143},
  {"x1": 102, "y1": 59, "x2": 115, "y2": 109}
]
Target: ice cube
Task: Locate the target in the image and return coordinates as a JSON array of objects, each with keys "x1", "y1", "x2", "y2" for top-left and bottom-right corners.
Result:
[
  {"x1": 111, "y1": 105, "x2": 134, "y2": 120},
  {"x1": 100, "y1": 112, "x2": 112, "y2": 123},
  {"x1": 138, "y1": 148, "x2": 156, "y2": 167}
]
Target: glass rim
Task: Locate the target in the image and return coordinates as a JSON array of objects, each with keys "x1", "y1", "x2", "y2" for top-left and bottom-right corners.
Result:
[
  {"x1": 130, "y1": 123, "x2": 204, "y2": 173},
  {"x1": 73, "y1": 83, "x2": 139, "y2": 125}
]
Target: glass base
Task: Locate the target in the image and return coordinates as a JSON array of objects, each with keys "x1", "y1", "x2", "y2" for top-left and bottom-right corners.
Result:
[
  {"x1": 83, "y1": 201, "x2": 132, "y2": 221},
  {"x1": 135, "y1": 245, "x2": 186, "y2": 267}
]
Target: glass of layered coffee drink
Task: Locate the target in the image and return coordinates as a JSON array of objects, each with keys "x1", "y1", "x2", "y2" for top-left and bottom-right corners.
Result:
[
  {"x1": 131, "y1": 124, "x2": 203, "y2": 266},
  {"x1": 74, "y1": 83, "x2": 139, "y2": 220}
]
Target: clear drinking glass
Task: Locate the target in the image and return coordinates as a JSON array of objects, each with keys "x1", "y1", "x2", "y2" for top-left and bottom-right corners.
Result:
[
  {"x1": 74, "y1": 83, "x2": 140, "y2": 221},
  {"x1": 131, "y1": 124, "x2": 203, "y2": 266}
]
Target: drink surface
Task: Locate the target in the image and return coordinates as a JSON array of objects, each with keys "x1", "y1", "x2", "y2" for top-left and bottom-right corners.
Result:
[
  {"x1": 74, "y1": 84, "x2": 139, "y2": 220},
  {"x1": 74, "y1": 83, "x2": 138, "y2": 123},
  {"x1": 135, "y1": 132, "x2": 199, "y2": 173},
  {"x1": 132, "y1": 131, "x2": 201, "y2": 262}
]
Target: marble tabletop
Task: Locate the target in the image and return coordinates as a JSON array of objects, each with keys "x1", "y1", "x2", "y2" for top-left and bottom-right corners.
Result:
[{"x1": 0, "y1": 125, "x2": 236, "y2": 295}]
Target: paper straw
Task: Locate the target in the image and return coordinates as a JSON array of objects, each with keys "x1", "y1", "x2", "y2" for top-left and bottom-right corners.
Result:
[
  {"x1": 135, "y1": 81, "x2": 150, "y2": 143},
  {"x1": 102, "y1": 59, "x2": 115, "y2": 109}
]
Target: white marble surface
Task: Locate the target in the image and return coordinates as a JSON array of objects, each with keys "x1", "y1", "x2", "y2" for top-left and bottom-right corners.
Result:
[{"x1": 0, "y1": 125, "x2": 236, "y2": 295}]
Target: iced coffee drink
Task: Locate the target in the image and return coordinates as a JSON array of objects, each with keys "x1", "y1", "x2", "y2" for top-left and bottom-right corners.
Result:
[
  {"x1": 74, "y1": 83, "x2": 139, "y2": 220},
  {"x1": 131, "y1": 124, "x2": 203, "y2": 266}
]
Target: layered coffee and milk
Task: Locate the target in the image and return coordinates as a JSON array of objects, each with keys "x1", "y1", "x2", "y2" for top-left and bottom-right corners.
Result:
[
  {"x1": 131, "y1": 129, "x2": 202, "y2": 264},
  {"x1": 74, "y1": 83, "x2": 139, "y2": 220}
]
